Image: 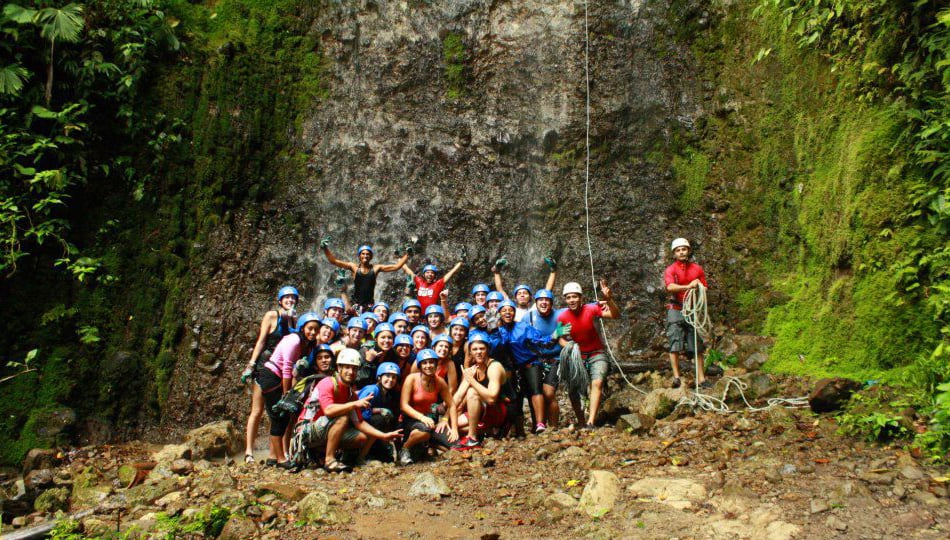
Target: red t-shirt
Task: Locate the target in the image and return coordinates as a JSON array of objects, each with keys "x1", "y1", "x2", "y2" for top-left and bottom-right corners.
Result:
[
  {"x1": 414, "y1": 276, "x2": 446, "y2": 310},
  {"x1": 663, "y1": 261, "x2": 708, "y2": 309},
  {"x1": 557, "y1": 303, "x2": 605, "y2": 354},
  {"x1": 298, "y1": 375, "x2": 362, "y2": 424}
]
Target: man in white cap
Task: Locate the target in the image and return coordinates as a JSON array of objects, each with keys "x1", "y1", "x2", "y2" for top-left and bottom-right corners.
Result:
[
  {"x1": 664, "y1": 237, "x2": 708, "y2": 389},
  {"x1": 555, "y1": 278, "x2": 619, "y2": 429}
]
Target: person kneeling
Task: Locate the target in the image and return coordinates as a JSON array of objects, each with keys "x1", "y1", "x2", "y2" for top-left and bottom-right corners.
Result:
[
  {"x1": 295, "y1": 349, "x2": 402, "y2": 473},
  {"x1": 399, "y1": 349, "x2": 459, "y2": 465},
  {"x1": 452, "y1": 331, "x2": 507, "y2": 450},
  {"x1": 357, "y1": 362, "x2": 403, "y2": 462}
]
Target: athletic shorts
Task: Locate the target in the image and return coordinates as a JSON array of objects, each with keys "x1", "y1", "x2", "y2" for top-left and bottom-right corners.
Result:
[
  {"x1": 584, "y1": 352, "x2": 609, "y2": 382},
  {"x1": 666, "y1": 309, "x2": 704, "y2": 354},
  {"x1": 481, "y1": 401, "x2": 508, "y2": 428},
  {"x1": 401, "y1": 419, "x2": 452, "y2": 448},
  {"x1": 517, "y1": 364, "x2": 543, "y2": 397},
  {"x1": 297, "y1": 415, "x2": 362, "y2": 449},
  {"x1": 366, "y1": 410, "x2": 397, "y2": 433},
  {"x1": 540, "y1": 358, "x2": 560, "y2": 388}
]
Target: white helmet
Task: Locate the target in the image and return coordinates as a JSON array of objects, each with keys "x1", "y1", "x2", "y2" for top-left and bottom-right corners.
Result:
[
  {"x1": 671, "y1": 238, "x2": 691, "y2": 251},
  {"x1": 562, "y1": 282, "x2": 583, "y2": 296},
  {"x1": 336, "y1": 348, "x2": 362, "y2": 367}
]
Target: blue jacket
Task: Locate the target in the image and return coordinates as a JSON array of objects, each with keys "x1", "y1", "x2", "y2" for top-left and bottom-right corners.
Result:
[
  {"x1": 357, "y1": 383, "x2": 400, "y2": 421},
  {"x1": 490, "y1": 321, "x2": 559, "y2": 368}
]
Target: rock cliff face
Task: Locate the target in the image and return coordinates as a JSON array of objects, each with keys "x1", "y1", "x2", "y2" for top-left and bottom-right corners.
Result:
[{"x1": 162, "y1": 0, "x2": 712, "y2": 433}]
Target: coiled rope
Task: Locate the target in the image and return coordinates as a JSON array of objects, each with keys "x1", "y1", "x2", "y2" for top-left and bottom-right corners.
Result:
[{"x1": 580, "y1": 1, "x2": 806, "y2": 411}]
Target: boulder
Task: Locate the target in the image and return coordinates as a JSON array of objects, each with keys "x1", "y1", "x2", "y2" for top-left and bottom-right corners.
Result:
[
  {"x1": 297, "y1": 491, "x2": 351, "y2": 525},
  {"x1": 808, "y1": 378, "x2": 861, "y2": 413},
  {"x1": 33, "y1": 487, "x2": 69, "y2": 513},
  {"x1": 737, "y1": 372, "x2": 776, "y2": 400},
  {"x1": 211, "y1": 489, "x2": 247, "y2": 512},
  {"x1": 192, "y1": 468, "x2": 235, "y2": 497},
  {"x1": 70, "y1": 467, "x2": 112, "y2": 509},
  {"x1": 124, "y1": 478, "x2": 178, "y2": 507},
  {"x1": 22, "y1": 449, "x2": 62, "y2": 476},
  {"x1": 170, "y1": 459, "x2": 194, "y2": 475},
  {"x1": 742, "y1": 352, "x2": 769, "y2": 371},
  {"x1": 628, "y1": 477, "x2": 707, "y2": 510},
  {"x1": 544, "y1": 492, "x2": 578, "y2": 510},
  {"x1": 24, "y1": 468, "x2": 55, "y2": 494},
  {"x1": 615, "y1": 413, "x2": 655, "y2": 435},
  {"x1": 151, "y1": 444, "x2": 192, "y2": 478},
  {"x1": 407, "y1": 472, "x2": 451, "y2": 500},
  {"x1": 81, "y1": 517, "x2": 112, "y2": 537},
  {"x1": 578, "y1": 470, "x2": 620, "y2": 517},
  {"x1": 598, "y1": 389, "x2": 644, "y2": 423},
  {"x1": 183, "y1": 421, "x2": 241, "y2": 459},
  {"x1": 639, "y1": 388, "x2": 683, "y2": 418},
  {"x1": 217, "y1": 515, "x2": 259, "y2": 540}
]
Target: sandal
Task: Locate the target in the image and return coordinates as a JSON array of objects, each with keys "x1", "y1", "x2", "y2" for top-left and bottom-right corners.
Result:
[
  {"x1": 324, "y1": 460, "x2": 351, "y2": 473},
  {"x1": 244, "y1": 454, "x2": 255, "y2": 464}
]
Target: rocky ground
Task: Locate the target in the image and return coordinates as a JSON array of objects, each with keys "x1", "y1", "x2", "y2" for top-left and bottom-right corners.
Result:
[{"x1": 2, "y1": 365, "x2": 948, "y2": 540}]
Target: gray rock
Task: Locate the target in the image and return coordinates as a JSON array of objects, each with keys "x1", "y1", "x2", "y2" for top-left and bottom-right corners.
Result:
[
  {"x1": 825, "y1": 516, "x2": 848, "y2": 531},
  {"x1": 544, "y1": 492, "x2": 578, "y2": 510},
  {"x1": 598, "y1": 390, "x2": 644, "y2": 423},
  {"x1": 899, "y1": 465, "x2": 925, "y2": 480},
  {"x1": 894, "y1": 510, "x2": 934, "y2": 529},
  {"x1": 24, "y1": 468, "x2": 55, "y2": 494},
  {"x1": 170, "y1": 459, "x2": 194, "y2": 475},
  {"x1": 639, "y1": 388, "x2": 683, "y2": 419},
  {"x1": 297, "y1": 491, "x2": 351, "y2": 525},
  {"x1": 742, "y1": 351, "x2": 769, "y2": 371},
  {"x1": 33, "y1": 487, "x2": 69, "y2": 513},
  {"x1": 408, "y1": 472, "x2": 451, "y2": 500},
  {"x1": 183, "y1": 420, "x2": 241, "y2": 459},
  {"x1": 809, "y1": 499, "x2": 829, "y2": 514},
  {"x1": 124, "y1": 477, "x2": 178, "y2": 507},
  {"x1": 909, "y1": 491, "x2": 941, "y2": 506},
  {"x1": 22, "y1": 449, "x2": 62, "y2": 476},
  {"x1": 616, "y1": 413, "x2": 655, "y2": 435},
  {"x1": 579, "y1": 470, "x2": 620, "y2": 517},
  {"x1": 256, "y1": 482, "x2": 307, "y2": 502}
]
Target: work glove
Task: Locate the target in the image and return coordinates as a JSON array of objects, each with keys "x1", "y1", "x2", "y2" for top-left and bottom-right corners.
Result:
[
  {"x1": 395, "y1": 245, "x2": 404, "y2": 256},
  {"x1": 405, "y1": 275, "x2": 416, "y2": 294},
  {"x1": 241, "y1": 367, "x2": 254, "y2": 384},
  {"x1": 544, "y1": 252, "x2": 557, "y2": 270},
  {"x1": 492, "y1": 256, "x2": 508, "y2": 273},
  {"x1": 405, "y1": 243, "x2": 415, "y2": 255},
  {"x1": 320, "y1": 235, "x2": 332, "y2": 249},
  {"x1": 552, "y1": 322, "x2": 573, "y2": 339},
  {"x1": 334, "y1": 268, "x2": 348, "y2": 286}
]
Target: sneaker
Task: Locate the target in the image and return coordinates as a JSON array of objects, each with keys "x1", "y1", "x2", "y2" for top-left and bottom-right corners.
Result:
[
  {"x1": 452, "y1": 436, "x2": 481, "y2": 450},
  {"x1": 274, "y1": 460, "x2": 295, "y2": 470},
  {"x1": 534, "y1": 423, "x2": 547, "y2": 434},
  {"x1": 398, "y1": 447, "x2": 414, "y2": 466},
  {"x1": 671, "y1": 377, "x2": 681, "y2": 389},
  {"x1": 264, "y1": 458, "x2": 278, "y2": 467}
]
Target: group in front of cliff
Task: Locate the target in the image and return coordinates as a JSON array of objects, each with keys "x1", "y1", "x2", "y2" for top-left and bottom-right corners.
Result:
[{"x1": 239, "y1": 237, "x2": 707, "y2": 473}]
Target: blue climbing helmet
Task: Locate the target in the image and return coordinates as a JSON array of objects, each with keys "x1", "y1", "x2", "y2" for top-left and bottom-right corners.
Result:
[
  {"x1": 323, "y1": 298, "x2": 345, "y2": 312},
  {"x1": 361, "y1": 312, "x2": 379, "y2": 324},
  {"x1": 513, "y1": 284, "x2": 533, "y2": 296},
  {"x1": 376, "y1": 362, "x2": 400, "y2": 378},
  {"x1": 411, "y1": 325, "x2": 430, "y2": 337},
  {"x1": 314, "y1": 344, "x2": 334, "y2": 357},
  {"x1": 432, "y1": 334, "x2": 454, "y2": 347},
  {"x1": 422, "y1": 264, "x2": 439, "y2": 275},
  {"x1": 372, "y1": 301, "x2": 390, "y2": 312},
  {"x1": 449, "y1": 316, "x2": 470, "y2": 329},
  {"x1": 374, "y1": 323, "x2": 395, "y2": 338},
  {"x1": 499, "y1": 299, "x2": 517, "y2": 311},
  {"x1": 394, "y1": 333, "x2": 413, "y2": 348},
  {"x1": 295, "y1": 311, "x2": 321, "y2": 331},
  {"x1": 401, "y1": 299, "x2": 422, "y2": 312},
  {"x1": 468, "y1": 330, "x2": 490, "y2": 345},
  {"x1": 415, "y1": 348, "x2": 439, "y2": 364},
  {"x1": 453, "y1": 302, "x2": 472, "y2": 314},
  {"x1": 469, "y1": 305, "x2": 487, "y2": 319},
  {"x1": 357, "y1": 245, "x2": 374, "y2": 256},
  {"x1": 321, "y1": 318, "x2": 341, "y2": 335},
  {"x1": 534, "y1": 288, "x2": 554, "y2": 300},
  {"x1": 425, "y1": 305, "x2": 445, "y2": 318},
  {"x1": 471, "y1": 283, "x2": 490, "y2": 296},
  {"x1": 486, "y1": 291, "x2": 504, "y2": 302},
  {"x1": 388, "y1": 312, "x2": 409, "y2": 324},
  {"x1": 347, "y1": 317, "x2": 367, "y2": 330},
  {"x1": 277, "y1": 285, "x2": 299, "y2": 302}
]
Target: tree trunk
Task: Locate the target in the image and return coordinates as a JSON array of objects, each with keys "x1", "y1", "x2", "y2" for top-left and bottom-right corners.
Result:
[{"x1": 45, "y1": 37, "x2": 55, "y2": 106}]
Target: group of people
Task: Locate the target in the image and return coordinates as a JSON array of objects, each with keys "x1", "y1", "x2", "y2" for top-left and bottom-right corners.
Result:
[{"x1": 239, "y1": 237, "x2": 708, "y2": 472}]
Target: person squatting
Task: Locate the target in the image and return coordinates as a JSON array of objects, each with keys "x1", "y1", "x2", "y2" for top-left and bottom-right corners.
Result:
[{"x1": 239, "y1": 237, "x2": 707, "y2": 472}]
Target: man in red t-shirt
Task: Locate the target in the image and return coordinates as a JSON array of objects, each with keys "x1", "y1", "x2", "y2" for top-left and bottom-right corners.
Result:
[
  {"x1": 556, "y1": 278, "x2": 619, "y2": 430},
  {"x1": 296, "y1": 350, "x2": 402, "y2": 472},
  {"x1": 664, "y1": 238, "x2": 709, "y2": 389},
  {"x1": 402, "y1": 260, "x2": 464, "y2": 311}
]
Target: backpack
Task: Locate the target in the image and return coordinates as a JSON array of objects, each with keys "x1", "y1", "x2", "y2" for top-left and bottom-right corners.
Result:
[{"x1": 271, "y1": 374, "x2": 325, "y2": 419}]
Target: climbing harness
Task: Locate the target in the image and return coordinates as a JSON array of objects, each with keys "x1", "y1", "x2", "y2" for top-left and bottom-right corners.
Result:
[{"x1": 580, "y1": 0, "x2": 806, "y2": 411}]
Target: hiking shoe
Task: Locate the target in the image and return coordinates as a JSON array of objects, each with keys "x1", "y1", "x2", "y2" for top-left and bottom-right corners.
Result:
[
  {"x1": 264, "y1": 458, "x2": 278, "y2": 467},
  {"x1": 452, "y1": 436, "x2": 481, "y2": 451},
  {"x1": 275, "y1": 460, "x2": 295, "y2": 470},
  {"x1": 534, "y1": 422, "x2": 547, "y2": 434},
  {"x1": 398, "y1": 448, "x2": 414, "y2": 466},
  {"x1": 699, "y1": 380, "x2": 714, "y2": 389},
  {"x1": 671, "y1": 377, "x2": 681, "y2": 389}
]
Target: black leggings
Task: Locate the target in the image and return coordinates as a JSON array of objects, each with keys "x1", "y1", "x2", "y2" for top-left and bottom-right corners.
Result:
[{"x1": 257, "y1": 369, "x2": 290, "y2": 437}]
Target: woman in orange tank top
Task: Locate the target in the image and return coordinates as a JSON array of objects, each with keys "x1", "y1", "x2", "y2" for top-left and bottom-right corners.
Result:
[{"x1": 398, "y1": 349, "x2": 459, "y2": 465}]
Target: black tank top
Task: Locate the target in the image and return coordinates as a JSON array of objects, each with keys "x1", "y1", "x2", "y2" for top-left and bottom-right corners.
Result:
[
  {"x1": 353, "y1": 267, "x2": 378, "y2": 305},
  {"x1": 256, "y1": 312, "x2": 293, "y2": 368}
]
